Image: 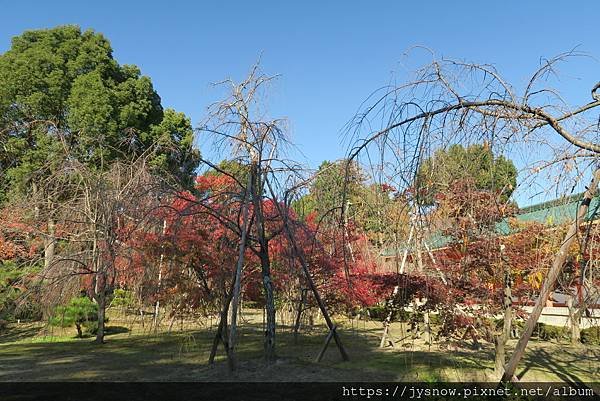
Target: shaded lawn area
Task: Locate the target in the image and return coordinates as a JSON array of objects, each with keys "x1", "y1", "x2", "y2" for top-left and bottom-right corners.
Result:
[{"x1": 0, "y1": 318, "x2": 598, "y2": 383}]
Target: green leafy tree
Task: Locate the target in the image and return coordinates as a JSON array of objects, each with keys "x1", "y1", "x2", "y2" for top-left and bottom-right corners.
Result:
[
  {"x1": 0, "y1": 261, "x2": 42, "y2": 322},
  {"x1": 415, "y1": 143, "x2": 517, "y2": 205},
  {"x1": 0, "y1": 25, "x2": 200, "y2": 285},
  {"x1": 293, "y1": 159, "x2": 366, "y2": 222},
  {"x1": 0, "y1": 25, "x2": 200, "y2": 198},
  {"x1": 351, "y1": 183, "x2": 410, "y2": 247},
  {"x1": 49, "y1": 296, "x2": 98, "y2": 338},
  {"x1": 292, "y1": 160, "x2": 410, "y2": 247}
]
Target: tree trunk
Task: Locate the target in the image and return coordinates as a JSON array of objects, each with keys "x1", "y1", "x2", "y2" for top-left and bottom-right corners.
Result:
[
  {"x1": 293, "y1": 288, "x2": 306, "y2": 344},
  {"x1": 95, "y1": 281, "x2": 106, "y2": 344},
  {"x1": 502, "y1": 169, "x2": 600, "y2": 382},
  {"x1": 226, "y1": 173, "x2": 252, "y2": 370},
  {"x1": 44, "y1": 217, "x2": 56, "y2": 270},
  {"x1": 502, "y1": 273, "x2": 513, "y2": 342},
  {"x1": 209, "y1": 280, "x2": 235, "y2": 365},
  {"x1": 494, "y1": 334, "x2": 506, "y2": 374},
  {"x1": 423, "y1": 312, "x2": 432, "y2": 346},
  {"x1": 496, "y1": 261, "x2": 512, "y2": 375},
  {"x1": 567, "y1": 295, "x2": 581, "y2": 345},
  {"x1": 75, "y1": 323, "x2": 83, "y2": 338},
  {"x1": 209, "y1": 307, "x2": 228, "y2": 365},
  {"x1": 380, "y1": 286, "x2": 399, "y2": 348},
  {"x1": 261, "y1": 251, "x2": 276, "y2": 362},
  {"x1": 153, "y1": 219, "x2": 167, "y2": 332}
]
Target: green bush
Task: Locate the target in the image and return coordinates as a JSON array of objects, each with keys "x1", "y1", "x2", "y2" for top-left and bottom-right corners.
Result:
[
  {"x1": 109, "y1": 289, "x2": 135, "y2": 309},
  {"x1": 241, "y1": 300, "x2": 261, "y2": 310},
  {"x1": 49, "y1": 296, "x2": 98, "y2": 338},
  {"x1": 580, "y1": 326, "x2": 600, "y2": 345},
  {"x1": 367, "y1": 305, "x2": 387, "y2": 320},
  {"x1": 366, "y1": 305, "x2": 418, "y2": 322},
  {"x1": 428, "y1": 313, "x2": 442, "y2": 326},
  {"x1": 535, "y1": 323, "x2": 569, "y2": 342},
  {"x1": 0, "y1": 261, "x2": 42, "y2": 322}
]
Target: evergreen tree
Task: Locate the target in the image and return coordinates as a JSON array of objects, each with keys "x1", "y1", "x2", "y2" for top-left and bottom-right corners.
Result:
[
  {"x1": 415, "y1": 143, "x2": 517, "y2": 205},
  {"x1": 49, "y1": 296, "x2": 98, "y2": 338},
  {"x1": 0, "y1": 25, "x2": 200, "y2": 200}
]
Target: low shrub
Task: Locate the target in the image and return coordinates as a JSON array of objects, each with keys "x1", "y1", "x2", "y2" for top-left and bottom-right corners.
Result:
[
  {"x1": 535, "y1": 323, "x2": 569, "y2": 342},
  {"x1": 580, "y1": 326, "x2": 600, "y2": 345},
  {"x1": 109, "y1": 289, "x2": 136, "y2": 309},
  {"x1": 242, "y1": 300, "x2": 261, "y2": 309},
  {"x1": 366, "y1": 305, "x2": 415, "y2": 322},
  {"x1": 367, "y1": 305, "x2": 387, "y2": 320},
  {"x1": 49, "y1": 296, "x2": 98, "y2": 338}
]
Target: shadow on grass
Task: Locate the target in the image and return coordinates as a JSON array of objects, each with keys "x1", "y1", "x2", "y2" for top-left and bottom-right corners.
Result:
[
  {"x1": 0, "y1": 324, "x2": 40, "y2": 344},
  {"x1": 0, "y1": 320, "x2": 598, "y2": 382},
  {"x1": 105, "y1": 326, "x2": 130, "y2": 336},
  {"x1": 518, "y1": 346, "x2": 600, "y2": 384}
]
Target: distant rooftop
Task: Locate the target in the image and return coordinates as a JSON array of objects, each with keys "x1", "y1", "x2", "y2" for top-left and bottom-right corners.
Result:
[{"x1": 380, "y1": 193, "x2": 600, "y2": 257}]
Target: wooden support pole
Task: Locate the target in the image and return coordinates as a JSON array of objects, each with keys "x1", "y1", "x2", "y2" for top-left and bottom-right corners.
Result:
[
  {"x1": 379, "y1": 321, "x2": 391, "y2": 348},
  {"x1": 399, "y1": 226, "x2": 413, "y2": 274},
  {"x1": 316, "y1": 325, "x2": 337, "y2": 362},
  {"x1": 265, "y1": 180, "x2": 349, "y2": 361}
]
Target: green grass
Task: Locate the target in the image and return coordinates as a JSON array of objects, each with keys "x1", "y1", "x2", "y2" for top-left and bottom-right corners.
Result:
[{"x1": 0, "y1": 311, "x2": 598, "y2": 383}]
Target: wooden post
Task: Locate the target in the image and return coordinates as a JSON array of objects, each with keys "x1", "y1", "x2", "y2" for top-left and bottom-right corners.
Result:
[
  {"x1": 502, "y1": 169, "x2": 600, "y2": 382},
  {"x1": 316, "y1": 325, "x2": 337, "y2": 362}
]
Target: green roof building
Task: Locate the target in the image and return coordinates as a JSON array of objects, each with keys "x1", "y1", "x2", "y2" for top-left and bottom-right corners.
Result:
[{"x1": 381, "y1": 193, "x2": 600, "y2": 259}]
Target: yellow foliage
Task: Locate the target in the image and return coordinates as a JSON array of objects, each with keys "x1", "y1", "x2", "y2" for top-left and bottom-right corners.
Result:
[{"x1": 527, "y1": 271, "x2": 544, "y2": 290}]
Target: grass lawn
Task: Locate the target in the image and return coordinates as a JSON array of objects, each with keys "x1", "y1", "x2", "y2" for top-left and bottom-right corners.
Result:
[{"x1": 0, "y1": 310, "x2": 598, "y2": 383}]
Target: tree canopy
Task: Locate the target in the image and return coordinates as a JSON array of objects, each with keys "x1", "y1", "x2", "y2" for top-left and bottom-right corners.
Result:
[
  {"x1": 0, "y1": 25, "x2": 200, "y2": 200},
  {"x1": 292, "y1": 159, "x2": 366, "y2": 221},
  {"x1": 415, "y1": 144, "x2": 517, "y2": 205}
]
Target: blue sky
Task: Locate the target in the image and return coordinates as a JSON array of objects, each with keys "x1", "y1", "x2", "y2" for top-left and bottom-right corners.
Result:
[{"x1": 2, "y1": 1, "x2": 599, "y2": 205}]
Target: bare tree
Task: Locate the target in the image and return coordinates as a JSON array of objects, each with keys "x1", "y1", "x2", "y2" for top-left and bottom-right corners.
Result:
[
  {"x1": 194, "y1": 62, "x2": 349, "y2": 369},
  {"x1": 196, "y1": 64, "x2": 287, "y2": 366},
  {"x1": 343, "y1": 52, "x2": 600, "y2": 382},
  {"x1": 37, "y1": 152, "x2": 168, "y2": 343}
]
